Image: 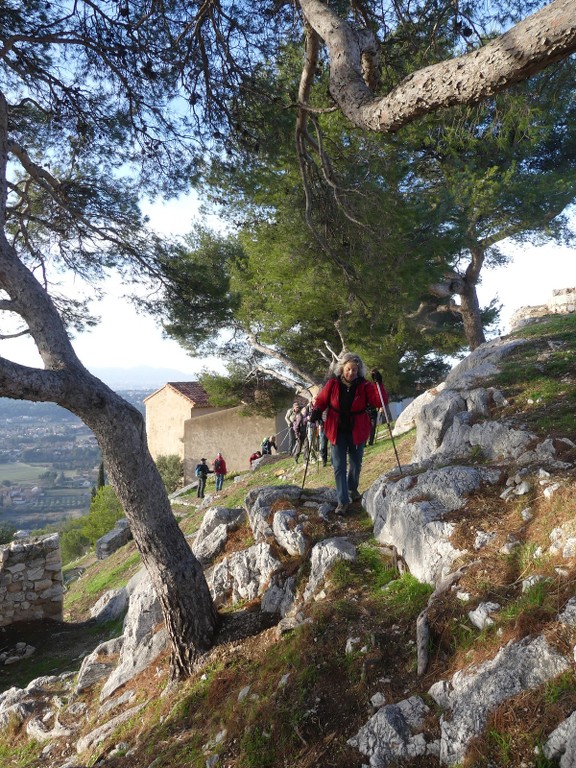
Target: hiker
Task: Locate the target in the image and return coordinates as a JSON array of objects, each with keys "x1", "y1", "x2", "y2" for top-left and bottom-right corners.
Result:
[
  {"x1": 261, "y1": 435, "x2": 277, "y2": 455},
  {"x1": 284, "y1": 401, "x2": 301, "y2": 453},
  {"x1": 213, "y1": 452, "x2": 227, "y2": 492},
  {"x1": 368, "y1": 404, "x2": 379, "y2": 445},
  {"x1": 291, "y1": 403, "x2": 308, "y2": 463},
  {"x1": 194, "y1": 458, "x2": 212, "y2": 498},
  {"x1": 249, "y1": 450, "x2": 262, "y2": 468},
  {"x1": 310, "y1": 397, "x2": 329, "y2": 467},
  {"x1": 310, "y1": 352, "x2": 388, "y2": 516},
  {"x1": 318, "y1": 419, "x2": 328, "y2": 466}
]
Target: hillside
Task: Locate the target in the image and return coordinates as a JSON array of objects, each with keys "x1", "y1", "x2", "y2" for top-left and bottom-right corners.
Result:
[{"x1": 2, "y1": 314, "x2": 576, "y2": 768}]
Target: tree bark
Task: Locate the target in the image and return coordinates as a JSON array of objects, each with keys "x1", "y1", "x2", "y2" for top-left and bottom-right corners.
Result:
[
  {"x1": 0, "y1": 298, "x2": 219, "y2": 679},
  {"x1": 0, "y1": 260, "x2": 219, "y2": 677},
  {"x1": 459, "y1": 286, "x2": 486, "y2": 351},
  {"x1": 299, "y1": 0, "x2": 576, "y2": 133}
]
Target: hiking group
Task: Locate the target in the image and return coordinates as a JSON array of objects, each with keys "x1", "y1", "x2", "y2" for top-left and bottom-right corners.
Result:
[
  {"x1": 195, "y1": 452, "x2": 228, "y2": 497},
  {"x1": 200, "y1": 352, "x2": 389, "y2": 516}
]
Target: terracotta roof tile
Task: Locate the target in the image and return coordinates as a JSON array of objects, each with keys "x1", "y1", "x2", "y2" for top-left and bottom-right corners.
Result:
[{"x1": 167, "y1": 382, "x2": 211, "y2": 407}]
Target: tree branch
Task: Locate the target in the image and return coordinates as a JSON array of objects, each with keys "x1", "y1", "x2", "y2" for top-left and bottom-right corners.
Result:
[
  {"x1": 245, "y1": 329, "x2": 322, "y2": 389},
  {"x1": 299, "y1": 0, "x2": 576, "y2": 133}
]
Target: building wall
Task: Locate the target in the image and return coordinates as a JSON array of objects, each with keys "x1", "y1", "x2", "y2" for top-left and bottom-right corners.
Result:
[
  {"x1": 145, "y1": 387, "x2": 218, "y2": 460},
  {"x1": 183, "y1": 406, "x2": 288, "y2": 482},
  {"x1": 0, "y1": 533, "x2": 63, "y2": 628}
]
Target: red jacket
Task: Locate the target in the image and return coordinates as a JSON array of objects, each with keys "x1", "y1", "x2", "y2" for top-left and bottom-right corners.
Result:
[
  {"x1": 313, "y1": 376, "x2": 388, "y2": 447},
  {"x1": 214, "y1": 456, "x2": 227, "y2": 474}
]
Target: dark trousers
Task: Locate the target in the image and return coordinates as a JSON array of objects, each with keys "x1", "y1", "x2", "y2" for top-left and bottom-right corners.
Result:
[{"x1": 197, "y1": 476, "x2": 206, "y2": 498}]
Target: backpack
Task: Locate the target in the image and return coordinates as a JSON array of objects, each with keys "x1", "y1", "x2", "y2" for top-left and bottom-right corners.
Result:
[
  {"x1": 195, "y1": 464, "x2": 203, "y2": 478},
  {"x1": 214, "y1": 458, "x2": 223, "y2": 472}
]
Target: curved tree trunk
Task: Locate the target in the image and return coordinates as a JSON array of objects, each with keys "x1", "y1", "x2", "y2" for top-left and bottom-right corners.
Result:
[
  {"x1": 0, "y1": 204, "x2": 218, "y2": 679},
  {"x1": 459, "y1": 285, "x2": 486, "y2": 350},
  {"x1": 80, "y1": 389, "x2": 219, "y2": 679},
  {"x1": 299, "y1": 0, "x2": 576, "y2": 134}
]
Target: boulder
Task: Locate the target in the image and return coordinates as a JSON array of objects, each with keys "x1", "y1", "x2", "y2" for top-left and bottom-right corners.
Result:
[
  {"x1": 428, "y1": 635, "x2": 569, "y2": 765},
  {"x1": 364, "y1": 466, "x2": 500, "y2": 586},
  {"x1": 348, "y1": 695, "x2": 439, "y2": 767},
  {"x1": 98, "y1": 571, "x2": 166, "y2": 702},
  {"x1": 206, "y1": 542, "x2": 282, "y2": 608},
  {"x1": 303, "y1": 537, "x2": 356, "y2": 601}
]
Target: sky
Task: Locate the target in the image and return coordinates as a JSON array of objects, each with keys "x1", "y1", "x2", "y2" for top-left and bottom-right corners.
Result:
[{"x1": 1, "y1": 194, "x2": 575, "y2": 378}]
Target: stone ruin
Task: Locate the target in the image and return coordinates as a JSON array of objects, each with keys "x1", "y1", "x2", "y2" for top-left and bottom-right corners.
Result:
[
  {"x1": 509, "y1": 286, "x2": 576, "y2": 331},
  {"x1": 0, "y1": 533, "x2": 63, "y2": 628}
]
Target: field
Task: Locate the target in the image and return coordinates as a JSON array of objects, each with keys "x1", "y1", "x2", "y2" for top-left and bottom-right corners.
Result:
[{"x1": 0, "y1": 462, "x2": 50, "y2": 484}]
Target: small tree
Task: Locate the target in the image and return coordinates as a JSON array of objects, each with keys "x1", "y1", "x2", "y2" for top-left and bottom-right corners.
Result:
[
  {"x1": 84, "y1": 486, "x2": 124, "y2": 545},
  {"x1": 156, "y1": 455, "x2": 184, "y2": 495}
]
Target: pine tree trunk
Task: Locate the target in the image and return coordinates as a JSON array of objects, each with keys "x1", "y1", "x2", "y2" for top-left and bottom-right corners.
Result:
[
  {"x1": 0, "y1": 223, "x2": 218, "y2": 680},
  {"x1": 459, "y1": 285, "x2": 486, "y2": 351},
  {"x1": 80, "y1": 388, "x2": 219, "y2": 679}
]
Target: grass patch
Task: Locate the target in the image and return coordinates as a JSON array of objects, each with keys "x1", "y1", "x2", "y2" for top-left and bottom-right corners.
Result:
[
  {"x1": 331, "y1": 542, "x2": 398, "y2": 593},
  {"x1": 381, "y1": 573, "x2": 433, "y2": 620}
]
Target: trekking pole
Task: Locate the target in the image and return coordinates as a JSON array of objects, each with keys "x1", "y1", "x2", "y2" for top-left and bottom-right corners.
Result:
[
  {"x1": 301, "y1": 431, "x2": 312, "y2": 489},
  {"x1": 374, "y1": 379, "x2": 402, "y2": 474}
]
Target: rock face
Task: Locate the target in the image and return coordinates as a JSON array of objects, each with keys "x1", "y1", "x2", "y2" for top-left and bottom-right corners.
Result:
[
  {"x1": 429, "y1": 636, "x2": 569, "y2": 765},
  {"x1": 365, "y1": 465, "x2": 501, "y2": 584}
]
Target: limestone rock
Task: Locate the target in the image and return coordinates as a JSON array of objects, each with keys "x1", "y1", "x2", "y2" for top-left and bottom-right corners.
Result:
[
  {"x1": 364, "y1": 466, "x2": 500, "y2": 586},
  {"x1": 348, "y1": 695, "x2": 439, "y2": 766},
  {"x1": 303, "y1": 537, "x2": 356, "y2": 601},
  {"x1": 428, "y1": 635, "x2": 569, "y2": 765},
  {"x1": 206, "y1": 542, "x2": 282, "y2": 608}
]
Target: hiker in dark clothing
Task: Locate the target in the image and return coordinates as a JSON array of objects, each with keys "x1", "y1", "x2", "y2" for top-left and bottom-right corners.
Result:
[
  {"x1": 310, "y1": 353, "x2": 388, "y2": 516},
  {"x1": 261, "y1": 435, "x2": 277, "y2": 455},
  {"x1": 285, "y1": 402, "x2": 301, "y2": 453},
  {"x1": 195, "y1": 458, "x2": 212, "y2": 498},
  {"x1": 291, "y1": 404, "x2": 308, "y2": 463}
]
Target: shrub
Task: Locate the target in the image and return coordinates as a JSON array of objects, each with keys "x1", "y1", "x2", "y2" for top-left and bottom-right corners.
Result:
[{"x1": 155, "y1": 454, "x2": 184, "y2": 494}]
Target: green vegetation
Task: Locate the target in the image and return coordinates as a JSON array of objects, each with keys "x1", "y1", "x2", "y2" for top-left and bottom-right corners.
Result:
[
  {"x1": 155, "y1": 454, "x2": 184, "y2": 495},
  {"x1": 493, "y1": 315, "x2": 576, "y2": 435},
  {"x1": 0, "y1": 463, "x2": 50, "y2": 483},
  {"x1": 380, "y1": 573, "x2": 434, "y2": 620},
  {"x1": 39, "y1": 484, "x2": 125, "y2": 564}
]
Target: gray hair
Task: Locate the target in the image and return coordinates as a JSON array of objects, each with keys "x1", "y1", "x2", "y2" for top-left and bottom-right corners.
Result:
[{"x1": 333, "y1": 352, "x2": 367, "y2": 379}]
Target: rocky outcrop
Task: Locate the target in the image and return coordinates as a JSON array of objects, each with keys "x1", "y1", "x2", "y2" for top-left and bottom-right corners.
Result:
[
  {"x1": 430, "y1": 635, "x2": 569, "y2": 765},
  {"x1": 365, "y1": 465, "x2": 501, "y2": 584},
  {"x1": 95, "y1": 518, "x2": 132, "y2": 560},
  {"x1": 4, "y1": 325, "x2": 576, "y2": 768},
  {"x1": 509, "y1": 287, "x2": 576, "y2": 331}
]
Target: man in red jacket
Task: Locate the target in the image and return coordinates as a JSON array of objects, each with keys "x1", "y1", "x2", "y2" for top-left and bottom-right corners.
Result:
[{"x1": 310, "y1": 352, "x2": 388, "y2": 516}]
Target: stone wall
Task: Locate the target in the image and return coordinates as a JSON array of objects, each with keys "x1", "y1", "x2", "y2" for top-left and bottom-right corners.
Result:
[
  {"x1": 0, "y1": 533, "x2": 63, "y2": 628},
  {"x1": 183, "y1": 406, "x2": 287, "y2": 483}
]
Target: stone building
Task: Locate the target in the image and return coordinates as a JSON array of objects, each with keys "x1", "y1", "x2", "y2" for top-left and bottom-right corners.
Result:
[{"x1": 145, "y1": 382, "x2": 288, "y2": 482}]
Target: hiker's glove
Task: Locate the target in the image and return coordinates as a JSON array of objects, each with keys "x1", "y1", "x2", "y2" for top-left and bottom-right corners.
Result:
[
  {"x1": 371, "y1": 369, "x2": 383, "y2": 384},
  {"x1": 309, "y1": 408, "x2": 322, "y2": 424}
]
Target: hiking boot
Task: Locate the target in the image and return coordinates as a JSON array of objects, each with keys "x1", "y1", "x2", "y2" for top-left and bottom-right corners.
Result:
[
  {"x1": 349, "y1": 490, "x2": 362, "y2": 502},
  {"x1": 335, "y1": 503, "x2": 348, "y2": 516}
]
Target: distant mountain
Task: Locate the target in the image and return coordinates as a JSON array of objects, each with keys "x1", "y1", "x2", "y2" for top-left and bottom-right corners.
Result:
[{"x1": 90, "y1": 366, "x2": 200, "y2": 390}]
